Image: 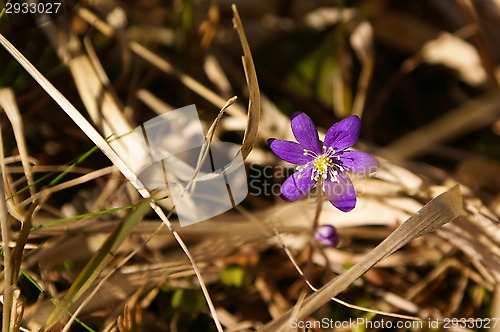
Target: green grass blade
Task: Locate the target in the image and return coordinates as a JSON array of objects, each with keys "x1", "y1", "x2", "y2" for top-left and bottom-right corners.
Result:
[
  {"x1": 20, "y1": 269, "x2": 96, "y2": 332},
  {"x1": 48, "y1": 146, "x2": 99, "y2": 187},
  {"x1": 31, "y1": 203, "x2": 136, "y2": 231},
  {"x1": 0, "y1": 1, "x2": 12, "y2": 21}
]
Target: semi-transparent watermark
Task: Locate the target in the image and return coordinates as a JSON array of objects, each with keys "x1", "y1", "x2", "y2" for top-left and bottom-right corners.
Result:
[
  {"x1": 289, "y1": 318, "x2": 499, "y2": 330},
  {"x1": 247, "y1": 163, "x2": 376, "y2": 199},
  {"x1": 122, "y1": 105, "x2": 247, "y2": 227}
]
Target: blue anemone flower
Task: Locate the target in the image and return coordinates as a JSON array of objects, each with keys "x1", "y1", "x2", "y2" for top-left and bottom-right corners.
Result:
[{"x1": 268, "y1": 112, "x2": 379, "y2": 212}]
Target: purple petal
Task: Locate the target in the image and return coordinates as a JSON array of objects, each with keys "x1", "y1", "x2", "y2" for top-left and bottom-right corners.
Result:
[
  {"x1": 268, "y1": 138, "x2": 313, "y2": 164},
  {"x1": 290, "y1": 112, "x2": 321, "y2": 154},
  {"x1": 315, "y1": 225, "x2": 339, "y2": 248},
  {"x1": 324, "y1": 116, "x2": 361, "y2": 151},
  {"x1": 324, "y1": 171, "x2": 356, "y2": 212},
  {"x1": 339, "y1": 150, "x2": 379, "y2": 175},
  {"x1": 280, "y1": 165, "x2": 316, "y2": 202}
]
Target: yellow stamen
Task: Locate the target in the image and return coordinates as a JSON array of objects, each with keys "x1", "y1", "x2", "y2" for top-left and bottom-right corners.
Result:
[{"x1": 311, "y1": 155, "x2": 333, "y2": 181}]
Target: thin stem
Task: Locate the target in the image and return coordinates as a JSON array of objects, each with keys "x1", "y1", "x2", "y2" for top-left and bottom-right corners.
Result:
[{"x1": 304, "y1": 191, "x2": 324, "y2": 292}]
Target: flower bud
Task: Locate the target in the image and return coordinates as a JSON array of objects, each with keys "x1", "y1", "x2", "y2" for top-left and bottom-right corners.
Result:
[{"x1": 314, "y1": 225, "x2": 339, "y2": 248}]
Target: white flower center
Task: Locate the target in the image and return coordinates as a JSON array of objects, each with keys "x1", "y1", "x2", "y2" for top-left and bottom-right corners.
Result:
[
  {"x1": 296, "y1": 146, "x2": 344, "y2": 186},
  {"x1": 312, "y1": 155, "x2": 332, "y2": 180}
]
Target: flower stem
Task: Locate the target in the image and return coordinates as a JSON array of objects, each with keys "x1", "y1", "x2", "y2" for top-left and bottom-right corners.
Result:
[{"x1": 304, "y1": 191, "x2": 324, "y2": 291}]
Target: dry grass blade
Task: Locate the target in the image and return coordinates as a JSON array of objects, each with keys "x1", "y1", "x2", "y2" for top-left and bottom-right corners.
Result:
[
  {"x1": 17, "y1": 166, "x2": 115, "y2": 209},
  {"x1": 204, "y1": 55, "x2": 233, "y2": 97},
  {"x1": 184, "y1": 96, "x2": 238, "y2": 195},
  {"x1": 259, "y1": 185, "x2": 463, "y2": 332},
  {"x1": 0, "y1": 165, "x2": 13, "y2": 332},
  {"x1": 7, "y1": 202, "x2": 38, "y2": 331},
  {"x1": 0, "y1": 85, "x2": 14, "y2": 329},
  {"x1": 136, "y1": 89, "x2": 175, "y2": 115},
  {"x1": 274, "y1": 227, "x2": 422, "y2": 322},
  {"x1": 350, "y1": 21, "x2": 375, "y2": 117},
  {"x1": 10, "y1": 202, "x2": 38, "y2": 286},
  {"x1": 63, "y1": 35, "x2": 134, "y2": 159},
  {"x1": 232, "y1": 4, "x2": 261, "y2": 160},
  {"x1": 10, "y1": 287, "x2": 24, "y2": 331},
  {"x1": 380, "y1": 92, "x2": 500, "y2": 160},
  {"x1": 455, "y1": 0, "x2": 499, "y2": 89},
  {"x1": 286, "y1": 291, "x2": 307, "y2": 332},
  {"x1": 0, "y1": 88, "x2": 35, "y2": 197}
]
